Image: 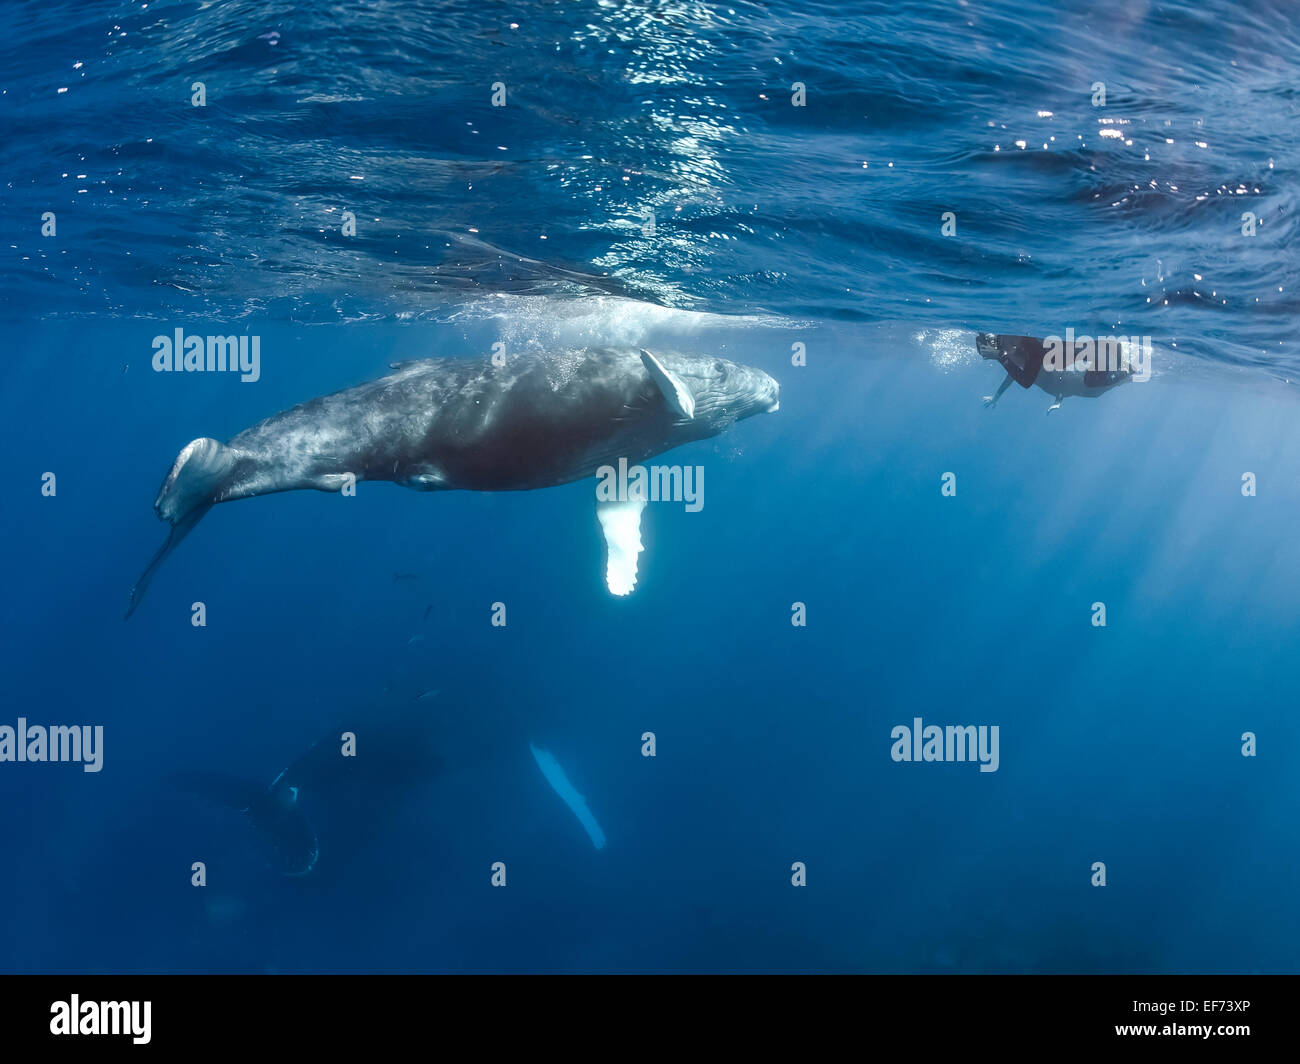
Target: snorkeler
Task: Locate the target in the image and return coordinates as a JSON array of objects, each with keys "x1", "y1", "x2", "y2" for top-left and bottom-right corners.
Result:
[{"x1": 978, "y1": 332, "x2": 1138, "y2": 413}]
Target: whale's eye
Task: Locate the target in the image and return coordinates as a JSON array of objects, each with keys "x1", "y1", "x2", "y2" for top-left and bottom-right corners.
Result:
[{"x1": 712, "y1": 360, "x2": 725, "y2": 373}]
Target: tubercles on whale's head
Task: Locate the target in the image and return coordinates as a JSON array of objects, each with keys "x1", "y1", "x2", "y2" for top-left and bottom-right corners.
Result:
[
  {"x1": 707, "y1": 356, "x2": 779, "y2": 420},
  {"x1": 648, "y1": 350, "x2": 780, "y2": 426}
]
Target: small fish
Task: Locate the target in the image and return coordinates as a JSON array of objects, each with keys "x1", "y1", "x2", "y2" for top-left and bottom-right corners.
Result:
[
  {"x1": 393, "y1": 572, "x2": 419, "y2": 583},
  {"x1": 415, "y1": 689, "x2": 440, "y2": 702},
  {"x1": 422, "y1": 604, "x2": 433, "y2": 622},
  {"x1": 405, "y1": 634, "x2": 424, "y2": 646}
]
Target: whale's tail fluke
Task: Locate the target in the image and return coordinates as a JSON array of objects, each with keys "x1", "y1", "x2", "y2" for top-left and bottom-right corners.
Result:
[
  {"x1": 172, "y1": 768, "x2": 320, "y2": 878},
  {"x1": 174, "y1": 707, "x2": 444, "y2": 878},
  {"x1": 125, "y1": 501, "x2": 210, "y2": 618},
  {"x1": 126, "y1": 437, "x2": 237, "y2": 619}
]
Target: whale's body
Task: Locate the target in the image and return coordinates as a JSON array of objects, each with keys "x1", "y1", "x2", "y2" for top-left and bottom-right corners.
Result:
[
  {"x1": 128, "y1": 346, "x2": 779, "y2": 614},
  {"x1": 174, "y1": 709, "x2": 446, "y2": 877}
]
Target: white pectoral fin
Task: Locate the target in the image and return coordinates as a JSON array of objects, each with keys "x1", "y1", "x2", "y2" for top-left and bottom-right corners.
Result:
[
  {"x1": 596, "y1": 496, "x2": 647, "y2": 596},
  {"x1": 640, "y1": 348, "x2": 695, "y2": 420},
  {"x1": 530, "y1": 744, "x2": 607, "y2": 850}
]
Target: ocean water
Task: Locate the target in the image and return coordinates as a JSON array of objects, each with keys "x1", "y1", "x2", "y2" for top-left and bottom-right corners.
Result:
[{"x1": 1, "y1": 0, "x2": 1297, "y2": 973}]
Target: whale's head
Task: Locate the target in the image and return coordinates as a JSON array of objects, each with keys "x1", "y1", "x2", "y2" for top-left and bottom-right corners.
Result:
[{"x1": 643, "y1": 350, "x2": 779, "y2": 431}]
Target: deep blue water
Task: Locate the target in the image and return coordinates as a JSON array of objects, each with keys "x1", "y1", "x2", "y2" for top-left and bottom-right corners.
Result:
[{"x1": 1, "y1": 0, "x2": 1297, "y2": 973}]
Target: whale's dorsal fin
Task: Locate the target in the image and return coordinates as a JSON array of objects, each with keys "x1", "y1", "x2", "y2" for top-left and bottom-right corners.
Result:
[
  {"x1": 596, "y1": 497, "x2": 647, "y2": 596},
  {"x1": 640, "y1": 349, "x2": 695, "y2": 420}
]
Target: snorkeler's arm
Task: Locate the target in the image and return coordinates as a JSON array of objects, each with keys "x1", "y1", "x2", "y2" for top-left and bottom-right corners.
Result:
[{"x1": 983, "y1": 373, "x2": 1013, "y2": 408}]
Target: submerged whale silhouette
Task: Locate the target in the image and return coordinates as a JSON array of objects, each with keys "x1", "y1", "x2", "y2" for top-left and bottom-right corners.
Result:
[
  {"x1": 174, "y1": 712, "x2": 444, "y2": 877},
  {"x1": 128, "y1": 347, "x2": 779, "y2": 615}
]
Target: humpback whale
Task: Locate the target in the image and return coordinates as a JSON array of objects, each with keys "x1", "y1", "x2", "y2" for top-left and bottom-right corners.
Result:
[
  {"x1": 174, "y1": 713, "x2": 444, "y2": 877},
  {"x1": 177, "y1": 765, "x2": 322, "y2": 877},
  {"x1": 128, "y1": 346, "x2": 779, "y2": 615},
  {"x1": 977, "y1": 332, "x2": 1135, "y2": 412}
]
